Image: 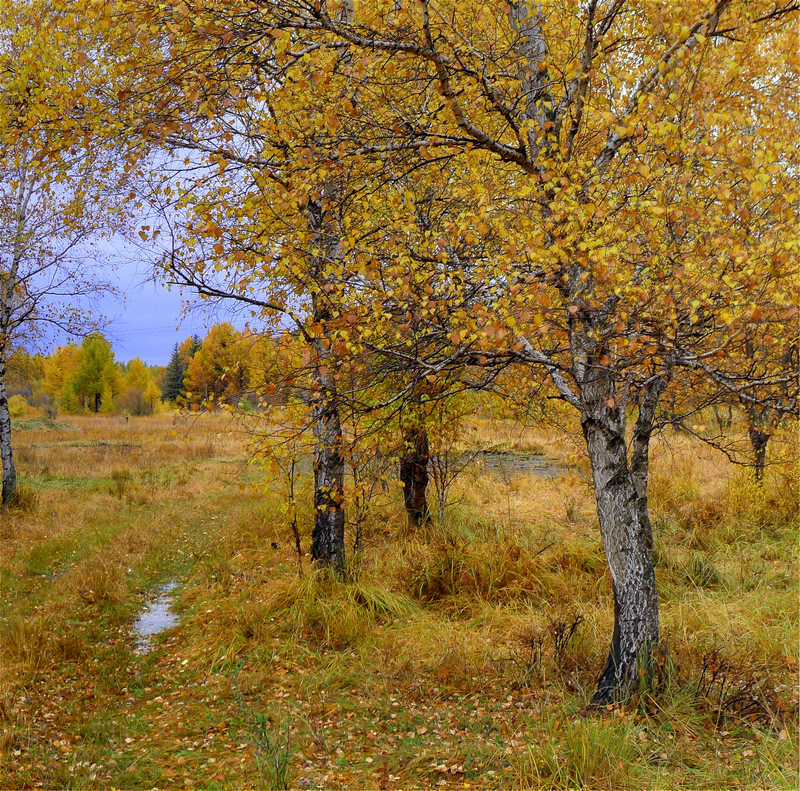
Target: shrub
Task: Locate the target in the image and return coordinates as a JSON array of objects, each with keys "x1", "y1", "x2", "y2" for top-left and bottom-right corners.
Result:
[{"x1": 8, "y1": 394, "x2": 31, "y2": 418}]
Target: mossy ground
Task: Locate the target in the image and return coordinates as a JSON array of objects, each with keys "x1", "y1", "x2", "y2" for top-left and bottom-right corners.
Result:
[{"x1": 1, "y1": 413, "x2": 797, "y2": 789}]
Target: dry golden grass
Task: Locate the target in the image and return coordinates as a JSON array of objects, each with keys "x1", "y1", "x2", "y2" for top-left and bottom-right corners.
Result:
[{"x1": 0, "y1": 410, "x2": 796, "y2": 789}]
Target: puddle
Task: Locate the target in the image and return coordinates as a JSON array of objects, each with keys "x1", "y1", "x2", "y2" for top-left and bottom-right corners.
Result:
[
  {"x1": 133, "y1": 582, "x2": 180, "y2": 654},
  {"x1": 462, "y1": 450, "x2": 564, "y2": 480},
  {"x1": 31, "y1": 565, "x2": 72, "y2": 580}
]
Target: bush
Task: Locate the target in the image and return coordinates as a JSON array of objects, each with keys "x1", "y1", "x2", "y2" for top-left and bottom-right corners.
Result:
[
  {"x1": 118, "y1": 386, "x2": 156, "y2": 416},
  {"x1": 8, "y1": 394, "x2": 31, "y2": 418}
]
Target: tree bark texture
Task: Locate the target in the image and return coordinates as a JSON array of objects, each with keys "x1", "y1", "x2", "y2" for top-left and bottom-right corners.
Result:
[
  {"x1": 742, "y1": 396, "x2": 772, "y2": 483},
  {"x1": 308, "y1": 197, "x2": 346, "y2": 573},
  {"x1": 307, "y1": 0, "x2": 352, "y2": 572},
  {"x1": 310, "y1": 373, "x2": 345, "y2": 572},
  {"x1": 0, "y1": 349, "x2": 18, "y2": 505},
  {"x1": 583, "y1": 410, "x2": 660, "y2": 703},
  {"x1": 749, "y1": 426, "x2": 769, "y2": 482},
  {"x1": 399, "y1": 425, "x2": 430, "y2": 528},
  {"x1": 571, "y1": 332, "x2": 660, "y2": 703}
]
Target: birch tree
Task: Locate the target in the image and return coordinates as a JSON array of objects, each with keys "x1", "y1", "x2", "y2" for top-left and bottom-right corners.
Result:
[
  {"x1": 242, "y1": 0, "x2": 799, "y2": 700},
  {"x1": 102, "y1": 0, "x2": 798, "y2": 699},
  {"x1": 0, "y1": 0, "x2": 127, "y2": 503}
]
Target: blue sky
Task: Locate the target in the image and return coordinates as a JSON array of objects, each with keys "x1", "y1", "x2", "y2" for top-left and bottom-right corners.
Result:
[
  {"x1": 102, "y1": 262, "x2": 201, "y2": 365},
  {"x1": 98, "y1": 261, "x2": 237, "y2": 366}
]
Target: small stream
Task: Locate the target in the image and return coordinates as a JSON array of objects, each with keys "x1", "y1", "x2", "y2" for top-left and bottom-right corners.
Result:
[{"x1": 133, "y1": 582, "x2": 180, "y2": 654}]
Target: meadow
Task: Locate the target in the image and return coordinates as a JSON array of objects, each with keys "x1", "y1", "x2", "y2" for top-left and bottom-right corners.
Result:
[{"x1": 0, "y1": 412, "x2": 797, "y2": 790}]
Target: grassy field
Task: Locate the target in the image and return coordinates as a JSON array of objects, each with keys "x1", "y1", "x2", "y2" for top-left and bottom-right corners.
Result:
[{"x1": 0, "y1": 412, "x2": 797, "y2": 790}]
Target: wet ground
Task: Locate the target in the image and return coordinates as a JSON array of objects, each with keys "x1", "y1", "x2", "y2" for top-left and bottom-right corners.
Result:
[
  {"x1": 133, "y1": 582, "x2": 180, "y2": 654},
  {"x1": 280, "y1": 449, "x2": 565, "y2": 480},
  {"x1": 455, "y1": 450, "x2": 564, "y2": 480}
]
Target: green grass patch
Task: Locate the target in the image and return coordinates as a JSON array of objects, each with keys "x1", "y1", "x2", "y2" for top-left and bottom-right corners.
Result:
[{"x1": 11, "y1": 418, "x2": 76, "y2": 432}]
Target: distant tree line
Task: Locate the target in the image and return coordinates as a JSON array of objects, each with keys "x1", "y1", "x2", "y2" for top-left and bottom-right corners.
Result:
[
  {"x1": 8, "y1": 334, "x2": 161, "y2": 417},
  {"x1": 7, "y1": 322, "x2": 294, "y2": 418}
]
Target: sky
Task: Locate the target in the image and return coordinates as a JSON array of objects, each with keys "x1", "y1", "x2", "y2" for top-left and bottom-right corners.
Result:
[
  {"x1": 96, "y1": 261, "x2": 237, "y2": 367},
  {"x1": 34, "y1": 237, "x2": 247, "y2": 367}
]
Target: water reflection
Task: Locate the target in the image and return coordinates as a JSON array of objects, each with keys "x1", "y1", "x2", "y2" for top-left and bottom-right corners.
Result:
[{"x1": 133, "y1": 581, "x2": 179, "y2": 654}]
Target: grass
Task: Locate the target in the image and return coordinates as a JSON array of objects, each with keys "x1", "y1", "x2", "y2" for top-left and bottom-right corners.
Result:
[
  {"x1": 11, "y1": 417, "x2": 76, "y2": 432},
  {"x1": 0, "y1": 411, "x2": 797, "y2": 789}
]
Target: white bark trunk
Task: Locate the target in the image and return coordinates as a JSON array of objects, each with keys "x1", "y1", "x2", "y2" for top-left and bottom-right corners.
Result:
[
  {"x1": 568, "y1": 326, "x2": 661, "y2": 702},
  {"x1": 308, "y1": 198, "x2": 346, "y2": 573},
  {"x1": 306, "y1": 0, "x2": 352, "y2": 573},
  {"x1": 0, "y1": 349, "x2": 18, "y2": 505},
  {"x1": 583, "y1": 412, "x2": 659, "y2": 702}
]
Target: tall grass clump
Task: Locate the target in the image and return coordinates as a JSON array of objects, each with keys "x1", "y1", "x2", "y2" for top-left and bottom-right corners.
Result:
[
  {"x1": 266, "y1": 569, "x2": 418, "y2": 648},
  {"x1": 395, "y1": 515, "x2": 551, "y2": 606},
  {"x1": 394, "y1": 513, "x2": 604, "y2": 611},
  {"x1": 514, "y1": 715, "x2": 643, "y2": 790}
]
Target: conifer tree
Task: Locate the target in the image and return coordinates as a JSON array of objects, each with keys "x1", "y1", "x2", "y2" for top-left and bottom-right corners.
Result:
[{"x1": 162, "y1": 343, "x2": 185, "y2": 402}]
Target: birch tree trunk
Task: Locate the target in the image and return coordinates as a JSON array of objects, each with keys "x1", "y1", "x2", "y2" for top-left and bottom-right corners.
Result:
[
  {"x1": 749, "y1": 425, "x2": 769, "y2": 482},
  {"x1": 399, "y1": 424, "x2": 430, "y2": 528},
  {"x1": 310, "y1": 359, "x2": 345, "y2": 572},
  {"x1": 583, "y1": 408, "x2": 659, "y2": 703},
  {"x1": 511, "y1": 11, "x2": 660, "y2": 695},
  {"x1": 0, "y1": 347, "x2": 18, "y2": 505},
  {"x1": 306, "y1": 0, "x2": 352, "y2": 573},
  {"x1": 742, "y1": 396, "x2": 772, "y2": 483},
  {"x1": 308, "y1": 197, "x2": 346, "y2": 573},
  {"x1": 571, "y1": 335, "x2": 660, "y2": 703}
]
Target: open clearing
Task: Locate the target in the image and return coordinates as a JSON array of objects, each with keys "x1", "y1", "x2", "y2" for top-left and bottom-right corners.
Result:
[{"x1": 1, "y1": 413, "x2": 797, "y2": 789}]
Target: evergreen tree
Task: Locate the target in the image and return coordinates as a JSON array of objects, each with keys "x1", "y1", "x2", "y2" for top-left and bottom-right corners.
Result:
[
  {"x1": 179, "y1": 334, "x2": 202, "y2": 364},
  {"x1": 162, "y1": 343, "x2": 185, "y2": 402}
]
